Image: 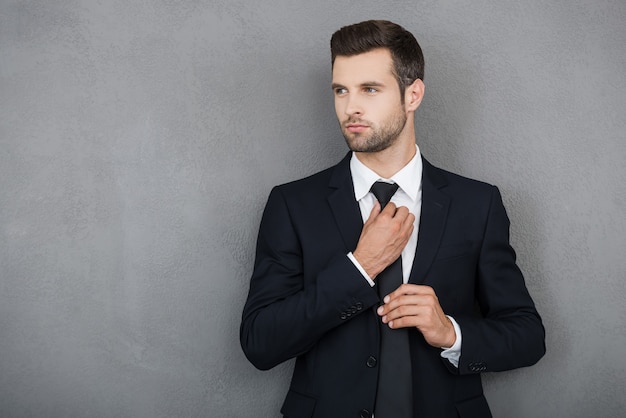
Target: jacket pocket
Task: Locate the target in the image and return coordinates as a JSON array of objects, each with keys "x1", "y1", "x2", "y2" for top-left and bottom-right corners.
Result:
[{"x1": 280, "y1": 389, "x2": 316, "y2": 418}]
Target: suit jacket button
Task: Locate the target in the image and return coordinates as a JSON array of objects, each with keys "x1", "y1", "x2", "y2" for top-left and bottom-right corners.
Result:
[
  {"x1": 366, "y1": 356, "x2": 377, "y2": 368},
  {"x1": 340, "y1": 313, "x2": 347, "y2": 320},
  {"x1": 356, "y1": 302, "x2": 363, "y2": 310},
  {"x1": 359, "y1": 409, "x2": 371, "y2": 418},
  {"x1": 468, "y1": 362, "x2": 486, "y2": 372}
]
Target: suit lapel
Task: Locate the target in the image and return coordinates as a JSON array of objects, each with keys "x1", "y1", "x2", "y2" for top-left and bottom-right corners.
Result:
[
  {"x1": 327, "y1": 153, "x2": 363, "y2": 252},
  {"x1": 409, "y1": 158, "x2": 450, "y2": 284}
]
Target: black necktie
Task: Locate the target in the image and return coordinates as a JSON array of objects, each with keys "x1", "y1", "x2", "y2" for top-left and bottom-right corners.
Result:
[
  {"x1": 370, "y1": 181, "x2": 399, "y2": 210},
  {"x1": 370, "y1": 182, "x2": 413, "y2": 417}
]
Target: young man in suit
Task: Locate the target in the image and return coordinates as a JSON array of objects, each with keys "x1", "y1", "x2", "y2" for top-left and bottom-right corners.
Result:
[{"x1": 240, "y1": 20, "x2": 545, "y2": 418}]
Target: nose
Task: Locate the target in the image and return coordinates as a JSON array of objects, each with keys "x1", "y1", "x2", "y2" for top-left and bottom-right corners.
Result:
[{"x1": 344, "y1": 95, "x2": 363, "y2": 117}]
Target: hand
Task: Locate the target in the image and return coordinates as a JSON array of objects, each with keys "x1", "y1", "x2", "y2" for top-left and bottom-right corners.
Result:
[
  {"x1": 352, "y1": 202, "x2": 414, "y2": 279},
  {"x1": 377, "y1": 284, "x2": 456, "y2": 348}
]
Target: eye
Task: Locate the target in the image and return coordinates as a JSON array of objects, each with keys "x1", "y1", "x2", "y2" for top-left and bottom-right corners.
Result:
[
  {"x1": 364, "y1": 87, "x2": 378, "y2": 94},
  {"x1": 334, "y1": 87, "x2": 348, "y2": 96}
]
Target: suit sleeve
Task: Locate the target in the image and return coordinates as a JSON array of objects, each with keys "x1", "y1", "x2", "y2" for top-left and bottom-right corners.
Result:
[
  {"x1": 240, "y1": 187, "x2": 380, "y2": 370},
  {"x1": 454, "y1": 186, "x2": 546, "y2": 374}
]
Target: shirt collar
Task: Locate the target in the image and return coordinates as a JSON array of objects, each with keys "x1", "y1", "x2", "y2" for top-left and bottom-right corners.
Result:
[{"x1": 350, "y1": 145, "x2": 423, "y2": 202}]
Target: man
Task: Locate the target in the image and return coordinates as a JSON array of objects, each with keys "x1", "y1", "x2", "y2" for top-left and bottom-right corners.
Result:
[{"x1": 240, "y1": 20, "x2": 545, "y2": 418}]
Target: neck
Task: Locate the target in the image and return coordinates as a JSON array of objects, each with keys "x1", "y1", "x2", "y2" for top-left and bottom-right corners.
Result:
[{"x1": 354, "y1": 129, "x2": 417, "y2": 179}]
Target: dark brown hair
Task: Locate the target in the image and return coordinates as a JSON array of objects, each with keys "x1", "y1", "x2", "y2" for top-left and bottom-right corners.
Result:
[{"x1": 330, "y1": 20, "x2": 425, "y2": 94}]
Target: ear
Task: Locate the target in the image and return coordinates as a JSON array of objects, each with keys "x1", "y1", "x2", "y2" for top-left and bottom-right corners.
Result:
[{"x1": 404, "y1": 79, "x2": 425, "y2": 112}]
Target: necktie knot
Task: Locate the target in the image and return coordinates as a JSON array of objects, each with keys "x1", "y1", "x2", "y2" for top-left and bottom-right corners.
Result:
[{"x1": 370, "y1": 181, "x2": 399, "y2": 209}]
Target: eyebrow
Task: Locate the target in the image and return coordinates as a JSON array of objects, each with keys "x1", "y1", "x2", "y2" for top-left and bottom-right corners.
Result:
[{"x1": 331, "y1": 81, "x2": 387, "y2": 89}]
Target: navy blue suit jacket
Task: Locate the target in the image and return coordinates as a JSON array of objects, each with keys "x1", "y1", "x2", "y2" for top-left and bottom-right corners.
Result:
[{"x1": 240, "y1": 153, "x2": 545, "y2": 418}]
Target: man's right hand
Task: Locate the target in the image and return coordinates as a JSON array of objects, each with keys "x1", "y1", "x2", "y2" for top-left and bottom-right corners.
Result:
[{"x1": 352, "y1": 201, "x2": 415, "y2": 280}]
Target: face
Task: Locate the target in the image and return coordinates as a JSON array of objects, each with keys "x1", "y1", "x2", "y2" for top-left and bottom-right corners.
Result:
[{"x1": 332, "y1": 48, "x2": 408, "y2": 153}]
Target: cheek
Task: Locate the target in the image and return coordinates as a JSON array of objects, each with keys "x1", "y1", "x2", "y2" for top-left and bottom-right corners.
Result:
[
  {"x1": 371, "y1": 105, "x2": 392, "y2": 125},
  {"x1": 334, "y1": 99, "x2": 342, "y2": 119}
]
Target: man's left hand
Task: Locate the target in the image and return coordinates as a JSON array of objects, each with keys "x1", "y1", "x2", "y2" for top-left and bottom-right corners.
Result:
[{"x1": 376, "y1": 284, "x2": 456, "y2": 348}]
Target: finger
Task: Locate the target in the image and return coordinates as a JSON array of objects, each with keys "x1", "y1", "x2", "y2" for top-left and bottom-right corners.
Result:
[
  {"x1": 381, "y1": 201, "x2": 398, "y2": 215},
  {"x1": 391, "y1": 205, "x2": 410, "y2": 220},
  {"x1": 402, "y1": 211, "x2": 416, "y2": 229},
  {"x1": 380, "y1": 292, "x2": 440, "y2": 318},
  {"x1": 385, "y1": 305, "x2": 431, "y2": 328},
  {"x1": 379, "y1": 283, "x2": 408, "y2": 305},
  {"x1": 382, "y1": 303, "x2": 418, "y2": 321},
  {"x1": 364, "y1": 201, "x2": 381, "y2": 224},
  {"x1": 385, "y1": 304, "x2": 445, "y2": 333},
  {"x1": 387, "y1": 284, "x2": 434, "y2": 300},
  {"x1": 388, "y1": 314, "x2": 429, "y2": 330},
  {"x1": 388, "y1": 315, "x2": 420, "y2": 329},
  {"x1": 377, "y1": 293, "x2": 421, "y2": 317}
]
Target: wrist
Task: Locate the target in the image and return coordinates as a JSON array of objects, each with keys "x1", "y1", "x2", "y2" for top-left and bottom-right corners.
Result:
[
  {"x1": 352, "y1": 250, "x2": 381, "y2": 279},
  {"x1": 441, "y1": 316, "x2": 461, "y2": 349},
  {"x1": 445, "y1": 328, "x2": 456, "y2": 348}
]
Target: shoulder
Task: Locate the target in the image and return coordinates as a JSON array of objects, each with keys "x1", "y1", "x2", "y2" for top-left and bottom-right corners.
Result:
[
  {"x1": 277, "y1": 165, "x2": 335, "y2": 193},
  {"x1": 422, "y1": 159, "x2": 511, "y2": 232},
  {"x1": 271, "y1": 153, "x2": 351, "y2": 198},
  {"x1": 424, "y1": 158, "x2": 496, "y2": 192}
]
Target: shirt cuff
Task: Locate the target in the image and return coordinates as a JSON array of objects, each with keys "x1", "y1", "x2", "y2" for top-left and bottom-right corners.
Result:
[
  {"x1": 440, "y1": 315, "x2": 462, "y2": 368},
  {"x1": 347, "y1": 252, "x2": 375, "y2": 287}
]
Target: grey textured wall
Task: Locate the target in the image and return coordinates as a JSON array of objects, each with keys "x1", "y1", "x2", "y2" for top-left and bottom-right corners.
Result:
[{"x1": 1, "y1": 1, "x2": 624, "y2": 417}]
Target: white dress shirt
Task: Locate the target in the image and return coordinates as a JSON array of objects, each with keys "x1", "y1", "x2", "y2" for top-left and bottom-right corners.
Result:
[{"x1": 346, "y1": 145, "x2": 462, "y2": 367}]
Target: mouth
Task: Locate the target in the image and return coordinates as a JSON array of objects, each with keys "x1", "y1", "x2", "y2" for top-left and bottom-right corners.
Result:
[{"x1": 345, "y1": 123, "x2": 370, "y2": 133}]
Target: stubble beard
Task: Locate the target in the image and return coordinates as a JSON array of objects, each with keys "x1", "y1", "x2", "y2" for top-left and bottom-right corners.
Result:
[{"x1": 341, "y1": 109, "x2": 407, "y2": 153}]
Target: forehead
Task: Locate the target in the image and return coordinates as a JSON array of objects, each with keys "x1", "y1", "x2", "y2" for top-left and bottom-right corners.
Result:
[{"x1": 332, "y1": 48, "x2": 395, "y2": 85}]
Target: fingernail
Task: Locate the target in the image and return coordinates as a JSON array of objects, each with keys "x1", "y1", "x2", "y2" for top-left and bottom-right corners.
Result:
[
  {"x1": 377, "y1": 306, "x2": 383, "y2": 315},
  {"x1": 384, "y1": 296, "x2": 390, "y2": 303},
  {"x1": 388, "y1": 321, "x2": 394, "y2": 328}
]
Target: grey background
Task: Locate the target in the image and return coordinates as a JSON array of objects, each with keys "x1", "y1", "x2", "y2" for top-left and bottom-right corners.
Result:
[{"x1": 1, "y1": 0, "x2": 625, "y2": 417}]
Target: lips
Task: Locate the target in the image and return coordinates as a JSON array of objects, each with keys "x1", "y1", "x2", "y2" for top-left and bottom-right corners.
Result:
[{"x1": 345, "y1": 123, "x2": 370, "y2": 133}]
